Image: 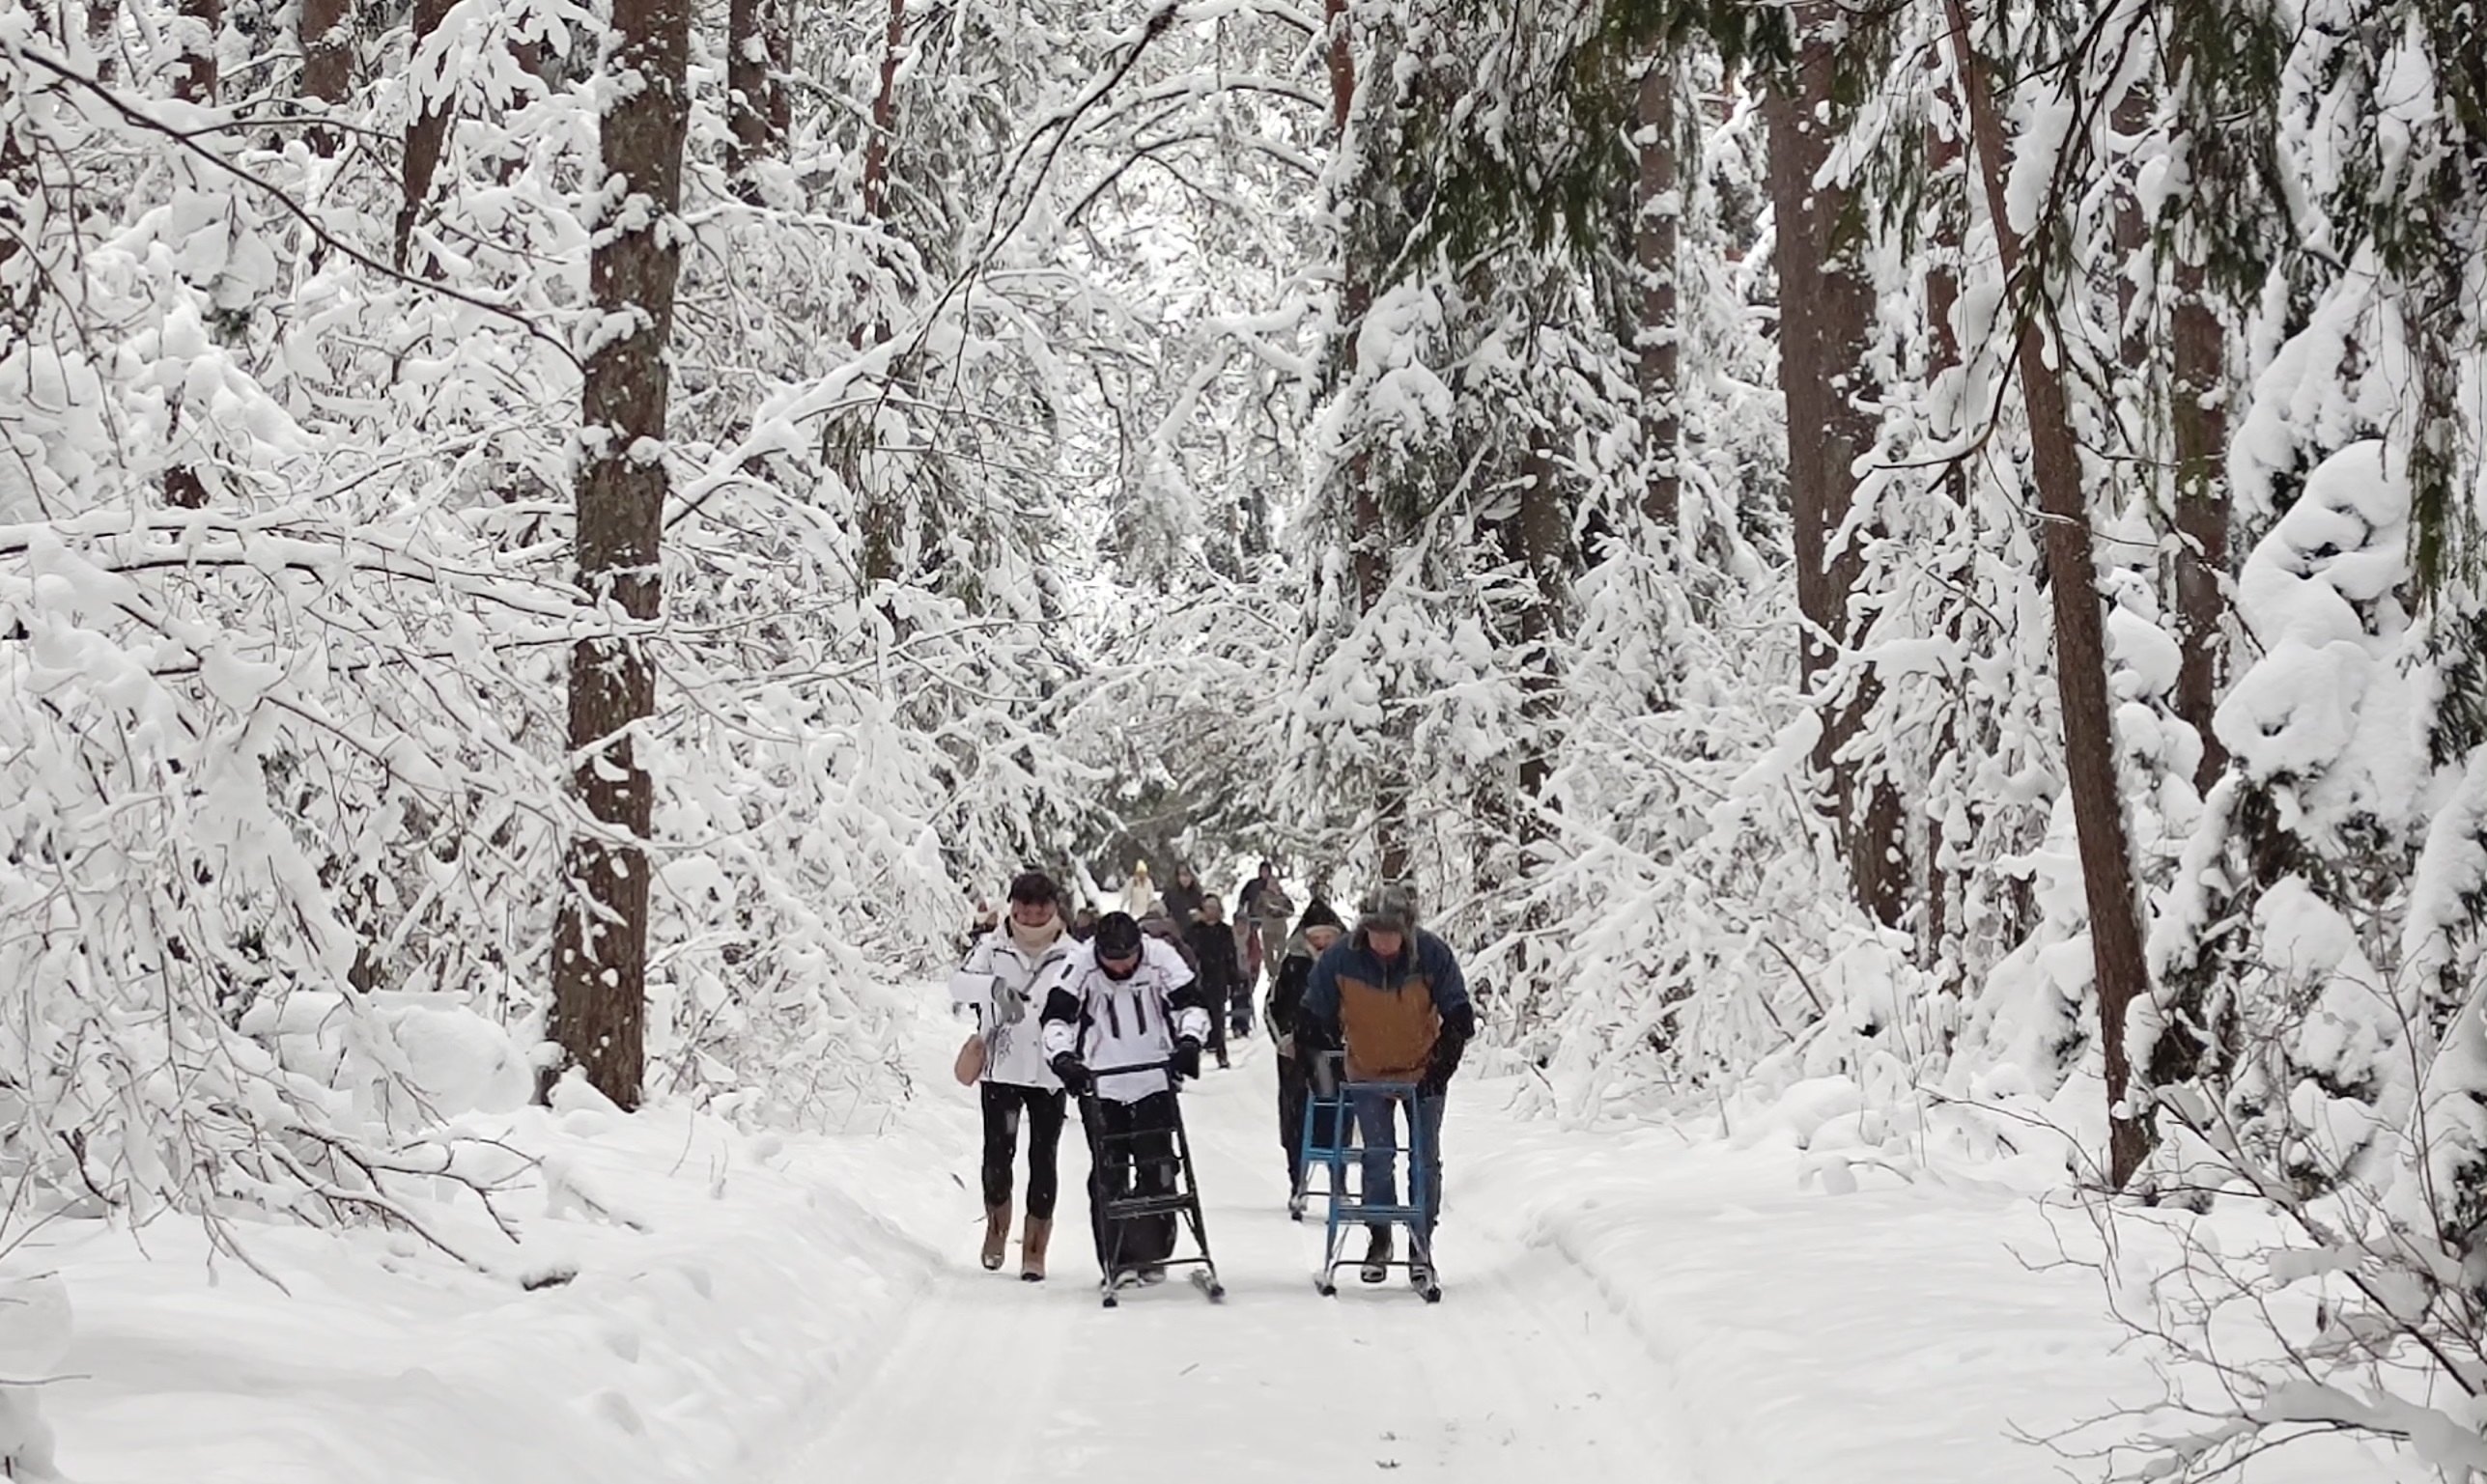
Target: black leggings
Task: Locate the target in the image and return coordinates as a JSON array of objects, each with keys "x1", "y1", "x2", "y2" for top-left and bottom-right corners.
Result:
[{"x1": 980, "y1": 1081, "x2": 1067, "y2": 1219}]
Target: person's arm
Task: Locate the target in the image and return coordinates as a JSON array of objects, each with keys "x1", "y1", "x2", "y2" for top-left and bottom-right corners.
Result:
[
  {"x1": 1299, "y1": 946, "x2": 1342, "y2": 1049},
  {"x1": 1037, "y1": 959, "x2": 1086, "y2": 1060},
  {"x1": 1154, "y1": 941, "x2": 1212, "y2": 1046},
  {"x1": 947, "y1": 938, "x2": 998, "y2": 1027},
  {"x1": 1421, "y1": 937, "x2": 1474, "y2": 1091}
]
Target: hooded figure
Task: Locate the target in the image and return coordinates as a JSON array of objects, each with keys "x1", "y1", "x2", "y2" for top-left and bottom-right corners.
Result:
[
  {"x1": 1268, "y1": 898, "x2": 1347, "y2": 1207},
  {"x1": 1119, "y1": 863, "x2": 1158, "y2": 920}
]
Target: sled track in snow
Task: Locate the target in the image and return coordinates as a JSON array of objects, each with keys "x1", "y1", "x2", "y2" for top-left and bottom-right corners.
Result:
[{"x1": 769, "y1": 1050, "x2": 1705, "y2": 1484}]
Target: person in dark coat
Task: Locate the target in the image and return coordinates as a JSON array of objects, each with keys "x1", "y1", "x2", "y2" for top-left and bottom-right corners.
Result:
[
  {"x1": 1183, "y1": 895, "x2": 1246, "y2": 1069},
  {"x1": 1161, "y1": 865, "x2": 1208, "y2": 927},
  {"x1": 1266, "y1": 898, "x2": 1345, "y2": 1210},
  {"x1": 1300, "y1": 884, "x2": 1472, "y2": 1286}
]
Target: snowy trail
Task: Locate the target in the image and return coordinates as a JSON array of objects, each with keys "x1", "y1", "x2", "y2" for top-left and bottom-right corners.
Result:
[{"x1": 773, "y1": 1050, "x2": 1691, "y2": 1484}]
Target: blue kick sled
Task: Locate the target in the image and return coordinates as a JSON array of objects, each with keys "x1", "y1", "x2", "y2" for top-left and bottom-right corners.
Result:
[{"x1": 1299, "y1": 1050, "x2": 1442, "y2": 1302}]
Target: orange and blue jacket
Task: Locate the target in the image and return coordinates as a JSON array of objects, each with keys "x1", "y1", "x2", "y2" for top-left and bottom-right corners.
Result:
[{"x1": 1298, "y1": 929, "x2": 1472, "y2": 1083}]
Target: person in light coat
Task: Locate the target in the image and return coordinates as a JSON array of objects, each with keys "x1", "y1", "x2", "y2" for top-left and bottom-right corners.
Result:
[
  {"x1": 948, "y1": 871, "x2": 1076, "y2": 1280},
  {"x1": 1038, "y1": 911, "x2": 1211, "y2": 1286}
]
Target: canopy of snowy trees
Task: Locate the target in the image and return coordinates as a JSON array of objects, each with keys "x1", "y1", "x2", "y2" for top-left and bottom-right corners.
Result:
[{"x1": 2, "y1": 0, "x2": 2483, "y2": 1470}]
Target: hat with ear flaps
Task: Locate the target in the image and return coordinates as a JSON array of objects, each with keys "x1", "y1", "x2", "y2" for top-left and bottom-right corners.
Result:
[{"x1": 1355, "y1": 883, "x2": 1418, "y2": 937}]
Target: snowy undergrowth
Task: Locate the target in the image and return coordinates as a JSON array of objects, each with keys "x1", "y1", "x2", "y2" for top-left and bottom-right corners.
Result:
[
  {"x1": 0, "y1": 1011, "x2": 974, "y2": 1484},
  {"x1": 1452, "y1": 1077, "x2": 2423, "y2": 1484}
]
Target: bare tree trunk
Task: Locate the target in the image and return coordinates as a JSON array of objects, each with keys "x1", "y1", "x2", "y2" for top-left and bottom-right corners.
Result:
[
  {"x1": 395, "y1": 0, "x2": 453, "y2": 272},
  {"x1": 299, "y1": 0, "x2": 352, "y2": 155},
  {"x1": 2165, "y1": 42, "x2": 2229, "y2": 793},
  {"x1": 549, "y1": 0, "x2": 692, "y2": 1112},
  {"x1": 1766, "y1": 13, "x2": 1906, "y2": 929},
  {"x1": 1946, "y1": 0, "x2": 2152, "y2": 1186},
  {"x1": 860, "y1": 0, "x2": 905, "y2": 224},
  {"x1": 1511, "y1": 418, "x2": 1567, "y2": 819},
  {"x1": 1925, "y1": 42, "x2": 1969, "y2": 991},
  {"x1": 170, "y1": 0, "x2": 217, "y2": 104},
  {"x1": 1636, "y1": 56, "x2": 1680, "y2": 535},
  {"x1": 86, "y1": 0, "x2": 119, "y2": 83},
  {"x1": 725, "y1": 0, "x2": 784, "y2": 200}
]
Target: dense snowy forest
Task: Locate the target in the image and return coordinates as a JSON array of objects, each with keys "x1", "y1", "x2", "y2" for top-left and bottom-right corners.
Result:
[{"x1": 2, "y1": 0, "x2": 2485, "y2": 1472}]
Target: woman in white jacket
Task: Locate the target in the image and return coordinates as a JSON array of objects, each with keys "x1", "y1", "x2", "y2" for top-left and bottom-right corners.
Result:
[{"x1": 948, "y1": 871, "x2": 1076, "y2": 1279}]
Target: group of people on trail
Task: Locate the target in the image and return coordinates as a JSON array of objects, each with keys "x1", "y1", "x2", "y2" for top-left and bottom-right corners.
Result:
[{"x1": 949, "y1": 863, "x2": 1473, "y2": 1292}]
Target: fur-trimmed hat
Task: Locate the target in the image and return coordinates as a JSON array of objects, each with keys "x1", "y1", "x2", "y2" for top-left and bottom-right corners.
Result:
[{"x1": 1356, "y1": 882, "x2": 1418, "y2": 936}]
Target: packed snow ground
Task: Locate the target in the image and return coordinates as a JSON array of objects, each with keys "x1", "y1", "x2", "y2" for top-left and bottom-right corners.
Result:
[{"x1": 4, "y1": 998, "x2": 2424, "y2": 1482}]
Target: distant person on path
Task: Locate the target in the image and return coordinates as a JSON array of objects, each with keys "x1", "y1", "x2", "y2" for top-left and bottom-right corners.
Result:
[
  {"x1": 1161, "y1": 864, "x2": 1207, "y2": 926},
  {"x1": 1119, "y1": 862, "x2": 1158, "y2": 920},
  {"x1": 1266, "y1": 898, "x2": 1345, "y2": 1205},
  {"x1": 1039, "y1": 911, "x2": 1211, "y2": 1286},
  {"x1": 1184, "y1": 894, "x2": 1246, "y2": 1068},
  {"x1": 1142, "y1": 908, "x2": 1217, "y2": 1065},
  {"x1": 1237, "y1": 861, "x2": 1292, "y2": 997},
  {"x1": 947, "y1": 871, "x2": 1076, "y2": 1280},
  {"x1": 1299, "y1": 884, "x2": 1472, "y2": 1286},
  {"x1": 1068, "y1": 904, "x2": 1098, "y2": 942}
]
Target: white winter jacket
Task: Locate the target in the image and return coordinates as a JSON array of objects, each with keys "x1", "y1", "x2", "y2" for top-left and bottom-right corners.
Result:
[
  {"x1": 1037, "y1": 938, "x2": 1210, "y2": 1104},
  {"x1": 949, "y1": 926, "x2": 1075, "y2": 1089}
]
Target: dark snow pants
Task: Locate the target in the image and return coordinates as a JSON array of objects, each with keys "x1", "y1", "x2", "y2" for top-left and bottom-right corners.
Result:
[
  {"x1": 979, "y1": 1081, "x2": 1067, "y2": 1219},
  {"x1": 1083, "y1": 1090, "x2": 1179, "y2": 1274}
]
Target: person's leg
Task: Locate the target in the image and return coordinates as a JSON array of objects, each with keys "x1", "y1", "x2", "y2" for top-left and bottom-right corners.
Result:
[
  {"x1": 1277, "y1": 1059, "x2": 1309, "y2": 1190},
  {"x1": 979, "y1": 1081, "x2": 1020, "y2": 1212},
  {"x1": 1350, "y1": 1088, "x2": 1400, "y2": 1211},
  {"x1": 1415, "y1": 1090, "x2": 1447, "y2": 1250},
  {"x1": 1230, "y1": 977, "x2": 1252, "y2": 1037},
  {"x1": 1024, "y1": 1087, "x2": 1065, "y2": 1221},
  {"x1": 1128, "y1": 1090, "x2": 1181, "y2": 1267},
  {"x1": 1205, "y1": 999, "x2": 1229, "y2": 1065},
  {"x1": 1084, "y1": 1098, "x2": 1123, "y2": 1273}
]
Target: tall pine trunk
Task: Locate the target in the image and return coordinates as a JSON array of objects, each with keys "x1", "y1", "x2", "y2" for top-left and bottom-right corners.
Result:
[
  {"x1": 299, "y1": 0, "x2": 352, "y2": 155},
  {"x1": 549, "y1": 0, "x2": 692, "y2": 1111},
  {"x1": 1925, "y1": 40, "x2": 1969, "y2": 990},
  {"x1": 162, "y1": 0, "x2": 217, "y2": 508},
  {"x1": 1766, "y1": 14, "x2": 1906, "y2": 928},
  {"x1": 2166, "y1": 40, "x2": 2229, "y2": 794},
  {"x1": 725, "y1": 0, "x2": 785, "y2": 200},
  {"x1": 395, "y1": 0, "x2": 453, "y2": 271},
  {"x1": 1636, "y1": 56, "x2": 1680, "y2": 534},
  {"x1": 1946, "y1": 0, "x2": 2153, "y2": 1185}
]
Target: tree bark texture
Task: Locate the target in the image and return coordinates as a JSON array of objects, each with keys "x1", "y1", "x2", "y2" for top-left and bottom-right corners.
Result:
[
  {"x1": 725, "y1": 0, "x2": 786, "y2": 199},
  {"x1": 860, "y1": 0, "x2": 906, "y2": 223},
  {"x1": 299, "y1": 0, "x2": 352, "y2": 155},
  {"x1": 550, "y1": 0, "x2": 692, "y2": 1112},
  {"x1": 170, "y1": 0, "x2": 217, "y2": 103},
  {"x1": 1765, "y1": 15, "x2": 1907, "y2": 929},
  {"x1": 1946, "y1": 0, "x2": 2152, "y2": 1186},
  {"x1": 395, "y1": 0, "x2": 454, "y2": 271},
  {"x1": 1510, "y1": 421, "x2": 1568, "y2": 823},
  {"x1": 86, "y1": 0, "x2": 118, "y2": 83},
  {"x1": 1636, "y1": 57, "x2": 1681, "y2": 534},
  {"x1": 2165, "y1": 50, "x2": 2230, "y2": 794},
  {"x1": 1924, "y1": 42, "x2": 1969, "y2": 989}
]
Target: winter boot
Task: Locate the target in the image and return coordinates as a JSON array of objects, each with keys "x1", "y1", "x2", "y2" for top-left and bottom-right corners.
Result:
[
  {"x1": 980, "y1": 1203, "x2": 1011, "y2": 1272},
  {"x1": 1021, "y1": 1218, "x2": 1052, "y2": 1282},
  {"x1": 1359, "y1": 1225, "x2": 1394, "y2": 1283}
]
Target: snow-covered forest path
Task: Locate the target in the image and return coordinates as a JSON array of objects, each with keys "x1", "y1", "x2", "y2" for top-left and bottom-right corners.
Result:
[{"x1": 773, "y1": 1049, "x2": 1692, "y2": 1483}]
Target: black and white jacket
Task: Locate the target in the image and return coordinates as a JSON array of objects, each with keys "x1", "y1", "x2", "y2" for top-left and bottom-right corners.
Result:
[{"x1": 1038, "y1": 938, "x2": 1211, "y2": 1103}]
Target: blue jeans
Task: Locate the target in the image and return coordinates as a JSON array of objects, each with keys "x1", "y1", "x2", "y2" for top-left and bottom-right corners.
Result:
[{"x1": 1351, "y1": 1088, "x2": 1445, "y2": 1243}]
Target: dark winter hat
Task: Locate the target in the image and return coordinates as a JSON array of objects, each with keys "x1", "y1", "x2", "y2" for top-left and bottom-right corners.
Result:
[
  {"x1": 1092, "y1": 910, "x2": 1145, "y2": 959},
  {"x1": 1296, "y1": 898, "x2": 1344, "y2": 936},
  {"x1": 1356, "y1": 883, "x2": 1418, "y2": 937},
  {"x1": 1007, "y1": 870, "x2": 1059, "y2": 907}
]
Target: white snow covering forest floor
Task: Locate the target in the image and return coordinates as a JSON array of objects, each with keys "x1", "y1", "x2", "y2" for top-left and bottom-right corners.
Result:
[{"x1": 10, "y1": 999, "x2": 2426, "y2": 1483}]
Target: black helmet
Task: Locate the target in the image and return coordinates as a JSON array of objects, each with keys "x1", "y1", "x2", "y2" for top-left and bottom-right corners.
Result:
[{"x1": 1092, "y1": 910, "x2": 1144, "y2": 960}]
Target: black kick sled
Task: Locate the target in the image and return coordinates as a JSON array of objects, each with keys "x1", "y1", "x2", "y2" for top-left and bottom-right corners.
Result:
[{"x1": 1075, "y1": 1059, "x2": 1226, "y2": 1308}]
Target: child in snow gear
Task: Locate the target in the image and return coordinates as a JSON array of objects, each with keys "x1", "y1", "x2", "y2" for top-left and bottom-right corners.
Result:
[
  {"x1": 1268, "y1": 899, "x2": 1346, "y2": 1207},
  {"x1": 1300, "y1": 883, "x2": 1473, "y2": 1294},
  {"x1": 1038, "y1": 912, "x2": 1223, "y2": 1302},
  {"x1": 948, "y1": 871, "x2": 1077, "y2": 1280},
  {"x1": 1184, "y1": 896, "x2": 1246, "y2": 1067}
]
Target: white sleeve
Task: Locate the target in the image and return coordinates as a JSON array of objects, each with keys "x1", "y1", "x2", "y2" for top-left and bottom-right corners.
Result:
[
  {"x1": 1036, "y1": 958, "x2": 1083, "y2": 1060},
  {"x1": 947, "y1": 938, "x2": 997, "y2": 1021},
  {"x1": 1173, "y1": 1003, "x2": 1212, "y2": 1044}
]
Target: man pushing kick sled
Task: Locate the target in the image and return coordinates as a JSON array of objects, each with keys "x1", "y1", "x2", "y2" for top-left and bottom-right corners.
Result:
[{"x1": 1039, "y1": 910, "x2": 1227, "y2": 1306}]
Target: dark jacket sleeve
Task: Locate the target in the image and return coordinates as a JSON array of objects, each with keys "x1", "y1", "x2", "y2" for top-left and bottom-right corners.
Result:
[{"x1": 1268, "y1": 954, "x2": 1312, "y2": 1042}]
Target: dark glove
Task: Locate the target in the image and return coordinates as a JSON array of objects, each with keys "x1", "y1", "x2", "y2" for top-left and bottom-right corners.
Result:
[
  {"x1": 1050, "y1": 1052, "x2": 1091, "y2": 1096},
  {"x1": 1170, "y1": 1037, "x2": 1202, "y2": 1080}
]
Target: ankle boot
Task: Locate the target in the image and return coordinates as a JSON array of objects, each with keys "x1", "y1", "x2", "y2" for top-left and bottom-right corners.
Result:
[
  {"x1": 1021, "y1": 1217, "x2": 1052, "y2": 1282},
  {"x1": 980, "y1": 1203, "x2": 1011, "y2": 1271}
]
